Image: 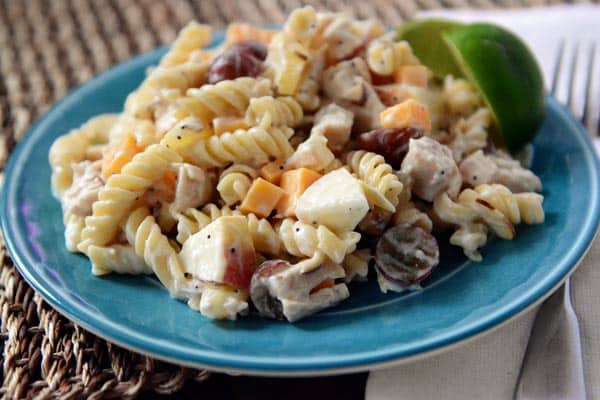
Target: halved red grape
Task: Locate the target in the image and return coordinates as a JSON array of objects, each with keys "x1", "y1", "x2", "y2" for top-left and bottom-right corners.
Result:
[
  {"x1": 375, "y1": 223, "x2": 439, "y2": 287},
  {"x1": 207, "y1": 41, "x2": 266, "y2": 84},
  {"x1": 357, "y1": 127, "x2": 423, "y2": 168}
]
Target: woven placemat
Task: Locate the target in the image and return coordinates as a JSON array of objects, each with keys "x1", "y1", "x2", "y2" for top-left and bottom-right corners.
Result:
[{"x1": 1, "y1": 0, "x2": 595, "y2": 398}]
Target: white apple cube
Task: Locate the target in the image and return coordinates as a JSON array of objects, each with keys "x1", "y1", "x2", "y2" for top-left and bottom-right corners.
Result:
[
  {"x1": 296, "y1": 168, "x2": 369, "y2": 233},
  {"x1": 179, "y1": 216, "x2": 256, "y2": 289}
]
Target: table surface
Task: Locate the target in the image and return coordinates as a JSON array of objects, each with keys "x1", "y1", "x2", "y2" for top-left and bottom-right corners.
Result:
[{"x1": 1, "y1": 0, "x2": 596, "y2": 398}]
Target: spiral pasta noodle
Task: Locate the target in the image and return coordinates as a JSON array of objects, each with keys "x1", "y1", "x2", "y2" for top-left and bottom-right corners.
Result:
[
  {"x1": 64, "y1": 212, "x2": 85, "y2": 253},
  {"x1": 164, "y1": 125, "x2": 294, "y2": 168},
  {"x1": 267, "y1": 7, "x2": 317, "y2": 96},
  {"x1": 182, "y1": 77, "x2": 273, "y2": 126},
  {"x1": 160, "y1": 22, "x2": 212, "y2": 67},
  {"x1": 277, "y1": 218, "x2": 360, "y2": 264},
  {"x1": 245, "y1": 96, "x2": 304, "y2": 128},
  {"x1": 434, "y1": 184, "x2": 544, "y2": 261},
  {"x1": 50, "y1": 114, "x2": 117, "y2": 197},
  {"x1": 346, "y1": 150, "x2": 404, "y2": 207},
  {"x1": 217, "y1": 164, "x2": 258, "y2": 206},
  {"x1": 88, "y1": 244, "x2": 152, "y2": 276},
  {"x1": 78, "y1": 144, "x2": 181, "y2": 252},
  {"x1": 124, "y1": 207, "x2": 185, "y2": 296}
]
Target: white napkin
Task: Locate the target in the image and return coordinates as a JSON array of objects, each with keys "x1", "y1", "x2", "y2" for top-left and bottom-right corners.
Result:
[{"x1": 366, "y1": 5, "x2": 600, "y2": 400}]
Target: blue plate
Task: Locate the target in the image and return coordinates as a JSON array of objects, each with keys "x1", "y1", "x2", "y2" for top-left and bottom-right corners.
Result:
[{"x1": 2, "y1": 32, "x2": 600, "y2": 376}]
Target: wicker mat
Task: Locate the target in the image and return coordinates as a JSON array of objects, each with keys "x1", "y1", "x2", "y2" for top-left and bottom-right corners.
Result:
[{"x1": 0, "y1": 0, "x2": 594, "y2": 398}]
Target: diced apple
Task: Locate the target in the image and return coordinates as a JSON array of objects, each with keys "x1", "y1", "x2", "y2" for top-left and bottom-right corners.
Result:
[
  {"x1": 296, "y1": 168, "x2": 369, "y2": 232},
  {"x1": 179, "y1": 216, "x2": 257, "y2": 289}
]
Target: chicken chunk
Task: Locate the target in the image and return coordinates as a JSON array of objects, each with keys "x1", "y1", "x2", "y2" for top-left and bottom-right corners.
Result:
[
  {"x1": 250, "y1": 258, "x2": 349, "y2": 322},
  {"x1": 62, "y1": 160, "x2": 104, "y2": 217},
  {"x1": 312, "y1": 103, "x2": 354, "y2": 152},
  {"x1": 171, "y1": 163, "x2": 215, "y2": 213},
  {"x1": 322, "y1": 58, "x2": 385, "y2": 132},
  {"x1": 401, "y1": 137, "x2": 462, "y2": 202},
  {"x1": 459, "y1": 150, "x2": 542, "y2": 193}
]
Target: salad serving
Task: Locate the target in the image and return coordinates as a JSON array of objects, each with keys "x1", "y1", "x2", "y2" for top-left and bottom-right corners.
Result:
[{"x1": 49, "y1": 7, "x2": 545, "y2": 322}]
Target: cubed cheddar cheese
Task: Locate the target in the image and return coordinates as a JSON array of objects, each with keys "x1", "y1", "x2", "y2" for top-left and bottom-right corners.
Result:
[
  {"x1": 260, "y1": 159, "x2": 286, "y2": 184},
  {"x1": 380, "y1": 99, "x2": 431, "y2": 133},
  {"x1": 225, "y1": 23, "x2": 277, "y2": 47},
  {"x1": 240, "y1": 178, "x2": 286, "y2": 218},
  {"x1": 101, "y1": 135, "x2": 141, "y2": 180},
  {"x1": 213, "y1": 117, "x2": 249, "y2": 136},
  {"x1": 276, "y1": 168, "x2": 322, "y2": 217},
  {"x1": 394, "y1": 65, "x2": 429, "y2": 87}
]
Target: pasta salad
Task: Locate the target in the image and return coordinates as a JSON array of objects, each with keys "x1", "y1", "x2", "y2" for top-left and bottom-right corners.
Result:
[{"x1": 49, "y1": 7, "x2": 544, "y2": 322}]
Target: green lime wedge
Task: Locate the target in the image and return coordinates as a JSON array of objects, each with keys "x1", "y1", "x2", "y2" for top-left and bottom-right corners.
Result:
[
  {"x1": 444, "y1": 23, "x2": 545, "y2": 150},
  {"x1": 396, "y1": 19, "x2": 465, "y2": 79},
  {"x1": 397, "y1": 20, "x2": 545, "y2": 151}
]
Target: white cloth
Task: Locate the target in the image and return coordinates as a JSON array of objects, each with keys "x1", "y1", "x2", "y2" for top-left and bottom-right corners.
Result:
[{"x1": 367, "y1": 5, "x2": 600, "y2": 400}]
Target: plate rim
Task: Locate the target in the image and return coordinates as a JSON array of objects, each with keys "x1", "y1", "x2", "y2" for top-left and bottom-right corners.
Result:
[{"x1": 2, "y1": 46, "x2": 600, "y2": 376}]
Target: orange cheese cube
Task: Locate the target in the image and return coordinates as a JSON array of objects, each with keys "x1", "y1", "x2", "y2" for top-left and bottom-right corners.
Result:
[
  {"x1": 213, "y1": 117, "x2": 249, "y2": 136},
  {"x1": 394, "y1": 65, "x2": 429, "y2": 87},
  {"x1": 101, "y1": 135, "x2": 141, "y2": 180},
  {"x1": 259, "y1": 160, "x2": 286, "y2": 185},
  {"x1": 380, "y1": 99, "x2": 431, "y2": 133},
  {"x1": 276, "y1": 168, "x2": 322, "y2": 217},
  {"x1": 225, "y1": 23, "x2": 277, "y2": 47},
  {"x1": 240, "y1": 178, "x2": 286, "y2": 218}
]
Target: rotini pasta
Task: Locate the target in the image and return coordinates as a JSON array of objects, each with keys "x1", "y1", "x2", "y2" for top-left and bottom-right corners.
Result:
[
  {"x1": 433, "y1": 184, "x2": 544, "y2": 261},
  {"x1": 346, "y1": 151, "x2": 404, "y2": 207},
  {"x1": 217, "y1": 164, "x2": 258, "y2": 206},
  {"x1": 78, "y1": 144, "x2": 181, "y2": 252},
  {"x1": 245, "y1": 96, "x2": 304, "y2": 128},
  {"x1": 88, "y1": 244, "x2": 152, "y2": 276},
  {"x1": 277, "y1": 218, "x2": 360, "y2": 264},
  {"x1": 181, "y1": 77, "x2": 272, "y2": 127},
  {"x1": 50, "y1": 114, "x2": 117, "y2": 197},
  {"x1": 124, "y1": 207, "x2": 185, "y2": 296},
  {"x1": 163, "y1": 125, "x2": 294, "y2": 168},
  {"x1": 160, "y1": 22, "x2": 212, "y2": 67}
]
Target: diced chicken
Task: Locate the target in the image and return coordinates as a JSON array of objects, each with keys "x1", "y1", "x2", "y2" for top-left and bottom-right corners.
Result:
[
  {"x1": 459, "y1": 150, "x2": 542, "y2": 193},
  {"x1": 458, "y1": 150, "x2": 498, "y2": 188},
  {"x1": 285, "y1": 134, "x2": 335, "y2": 172},
  {"x1": 179, "y1": 216, "x2": 256, "y2": 289},
  {"x1": 322, "y1": 58, "x2": 385, "y2": 132},
  {"x1": 311, "y1": 103, "x2": 354, "y2": 152},
  {"x1": 62, "y1": 160, "x2": 104, "y2": 217},
  {"x1": 321, "y1": 18, "x2": 366, "y2": 61},
  {"x1": 401, "y1": 137, "x2": 462, "y2": 202},
  {"x1": 171, "y1": 163, "x2": 215, "y2": 213},
  {"x1": 250, "y1": 258, "x2": 349, "y2": 322},
  {"x1": 296, "y1": 168, "x2": 369, "y2": 232}
]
